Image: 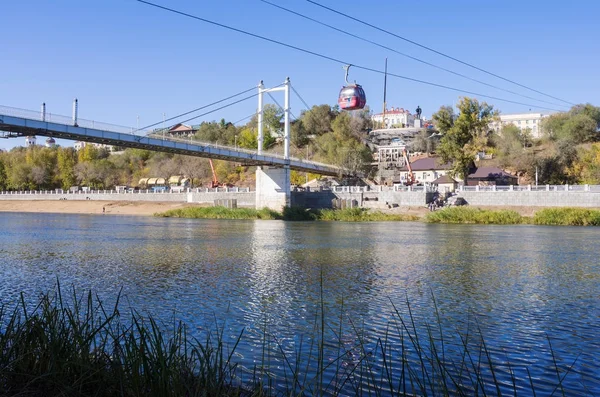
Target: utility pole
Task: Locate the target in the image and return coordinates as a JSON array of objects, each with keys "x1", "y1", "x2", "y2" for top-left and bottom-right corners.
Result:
[
  {"x1": 162, "y1": 113, "x2": 166, "y2": 139},
  {"x1": 382, "y1": 58, "x2": 388, "y2": 129}
]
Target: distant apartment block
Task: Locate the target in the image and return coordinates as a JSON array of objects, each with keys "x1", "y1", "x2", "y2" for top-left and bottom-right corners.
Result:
[
  {"x1": 371, "y1": 107, "x2": 415, "y2": 129},
  {"x1": 490, "y1": 113, "x2": 550, "y2": 138}
]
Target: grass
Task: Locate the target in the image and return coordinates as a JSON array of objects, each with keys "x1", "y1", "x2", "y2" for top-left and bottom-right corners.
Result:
[
  {"x1": 0, "y1": 284, "x2": 245, "y2": 397},
  {"x1": 155, "y1": 206, "x2": 280, "y2": 220},
  {"x1": 156, "y1": 206, "x2": 418, "y2": 222},
  {"x1": 533, "y1": 207, "x2": 600, "y2": 226},
  {"x1": 425, "y1": 207, "x2": 526, "y2": 224},
  {"x1": 0, "y1": 284, "x2": 580, "y2": 396},
  {"x1": 318, "y1": 207, "x2": 419, "y2": 222}
]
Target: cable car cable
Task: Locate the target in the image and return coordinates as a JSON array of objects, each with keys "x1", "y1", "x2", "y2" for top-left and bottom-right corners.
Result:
[
  {"x1": 170, "y1": 93, "x2": 258, "y2": 127},
  {"x1": 260, "y1": 0, "x2": 566, "y2": 108},
  {"x1": 135, "y1": 0, "x2": 565, "y2": 112},
  {"x1": 305, "y1": 0, "x2": 575, "y2": 106}
]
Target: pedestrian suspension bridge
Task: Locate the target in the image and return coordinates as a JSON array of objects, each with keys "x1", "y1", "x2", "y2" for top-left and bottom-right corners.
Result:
[{"x1": 0, "y1": 79, "x2": 351, "y2": 209}]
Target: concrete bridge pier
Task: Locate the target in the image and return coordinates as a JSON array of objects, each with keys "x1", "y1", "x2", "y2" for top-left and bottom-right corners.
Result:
[{"x1": 255, "y1": 165, "x2": 290, "y2": 211}]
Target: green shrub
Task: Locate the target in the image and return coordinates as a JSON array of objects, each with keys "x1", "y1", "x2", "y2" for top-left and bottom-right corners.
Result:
[
  {"x1": 318, "y1": 207, "x2": 418, "y2": 222},
  {"x1": 156, "y1": 206, "x2": 281, "y2": 220},
  {"x1": 425, "y1": 207, "x2": 524, "y2": 224},
  {"x1": 534, "y1": 207, "x2": 600, "y2": 226}
]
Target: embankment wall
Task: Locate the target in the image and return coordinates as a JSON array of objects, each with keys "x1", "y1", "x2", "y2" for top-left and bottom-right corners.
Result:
[{"x1": 458, "y1": 191, "x2": 600, "y2": 207}]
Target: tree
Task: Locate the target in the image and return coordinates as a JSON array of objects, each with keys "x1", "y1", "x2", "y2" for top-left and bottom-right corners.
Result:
[
  {"x1": 314, "y1": 112, "x2": 372, "y2": 176},
  {"x1": 569, "y1": 103, "x2": 600, "y2": 128},
  {"x1": 248, "y1": 104, "x2": 283, "y2": 135},
  {"x1": 57, "y1": 147, "x2": 77, "y2": 190},
  {"x1": 77, "y1": 144, "x2": 100, "y2": 163},
  {"x1": 568, "y1": 143, "x2": 600, "y2": 184},
  {"x1": 301, "y1": 105, "x2": 338, "y2": 136},
  {"x1": 437, "y1": 98, "x2": 496, "y2": 180},
  {"x1": 0, "y1": 156, "x2": 7, "y2": 191},
  {"x1": 180, "y1": 156, "x2": 211, "y2": 187},
  {"x1": 291, "y1": 120, "x2": 309, "y2": 147},
  {"x1": 431, "y1": 105, "x2": 455, "y2": 134},
  {"x1": 542, "y1": 105, "x2": 599, "y2": 144}
]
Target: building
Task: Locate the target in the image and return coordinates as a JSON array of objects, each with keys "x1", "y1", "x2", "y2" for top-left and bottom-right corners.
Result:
[
  {"x1": 25, "y1": 136, "x2": 36, "y2": 147},
  {"x1": 74, "y1": 141, "x2": 116, "y2": 152},
  {"x1": 398, "y1": 157, "x2": 453, "y2": 185},
  {"x1": 168, "y1": 123, "x2": 197, "y2": 137},
  {"x1": 45, "y1": 137, "x2": 56, "y2": 148},
  {"x1": 371, "y1": 107, "x2": 415, "y2": 129},
  {"x1": 490, "y1": 113, "x2": 550, "y2": 139},
  {"x1": 466, "y1": 167, "x2": 517, "y2": 186}
]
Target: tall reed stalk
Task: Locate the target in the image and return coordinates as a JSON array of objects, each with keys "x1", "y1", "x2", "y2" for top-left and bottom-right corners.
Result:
[{"x1": 0, "y1": 285, "x2": 581, "y2": 396}]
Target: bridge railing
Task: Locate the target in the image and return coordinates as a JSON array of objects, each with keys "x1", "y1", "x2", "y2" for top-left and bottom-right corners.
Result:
[
  {"x1": 0, "y1": 105, "x2": 147, "y2": 135},
  {"x1": 0, "y1": 187, "x2": 253, "y2": 195},
  {"x1": 1, "y1": 104, "x2": 341, "y2": 172},
  {"x1": 458, "y1": 184, "x2": 600, "y2": 192},
  {"x1": 146, "y1": 132, "x2": 338, "y2": 169}
]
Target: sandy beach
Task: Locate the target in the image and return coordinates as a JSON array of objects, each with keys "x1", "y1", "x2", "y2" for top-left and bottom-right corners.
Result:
[{"x1": 0, "y1": 200, "x2": 201, "y2": 216}]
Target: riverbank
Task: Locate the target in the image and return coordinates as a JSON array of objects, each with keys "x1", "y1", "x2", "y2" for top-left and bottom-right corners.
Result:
[
  {"x1": 0, "y1": 200, "x2": 199, "y2": 216},
  {"x1": 3, "y1": 201, "x2": 600, "y2": 226}
]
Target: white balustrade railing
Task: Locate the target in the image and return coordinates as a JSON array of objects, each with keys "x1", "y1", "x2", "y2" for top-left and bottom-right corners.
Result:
[{"x1": 457, "y1": 184, "x2": 600, "y2": 193}]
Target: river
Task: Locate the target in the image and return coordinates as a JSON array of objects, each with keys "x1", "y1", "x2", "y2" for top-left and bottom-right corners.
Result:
[{"x1": 0, "y1": 212, "x2": 598, "y2": 396}]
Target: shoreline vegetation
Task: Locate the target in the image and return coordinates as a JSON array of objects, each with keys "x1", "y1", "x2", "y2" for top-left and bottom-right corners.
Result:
[
  {"x1": 157, "y1": 205, "x2": 600, "y2": 226},
  {"x1": 155, "y1": 206, "x2": 420, "y2": 222},
  {"x1": 0, "y1": 285, "x2": 578, "y2": 396}
]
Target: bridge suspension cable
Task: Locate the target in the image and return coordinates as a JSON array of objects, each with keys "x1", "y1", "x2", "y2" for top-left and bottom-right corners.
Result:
[
  {"x1": 305, "y1": 0, "x2": 574, "y2": 106},
  {"x1": 290, "y1": 84, "x2": 311, "y2": 112},
  {"x1": 135, "y1": 0, "x2": 566, "y2": 112},
  {"x1": 139, "y1": 86, "x2": 256, "y2": 133},
  {"x1": 261, "y1": 0, "x2": 567, "y2": 108}
]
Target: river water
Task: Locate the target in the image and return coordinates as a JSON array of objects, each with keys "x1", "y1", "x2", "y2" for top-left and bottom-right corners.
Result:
[{"x1": 0, "y1": 212, "x2": 599, "y2": 396}]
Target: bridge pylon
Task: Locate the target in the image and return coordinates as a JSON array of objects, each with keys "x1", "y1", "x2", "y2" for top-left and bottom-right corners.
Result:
[{"x1": 255, "y1": 78, "x2": 292, "y2": 210}]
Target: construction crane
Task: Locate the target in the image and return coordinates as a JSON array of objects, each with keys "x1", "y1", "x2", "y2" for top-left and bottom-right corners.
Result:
[
  {"x1": 209, "y1": 159, "x2": 220, "y2": 188},
  {"x1": 402, "y1": 148, "x2": 417, "y2": 186}
]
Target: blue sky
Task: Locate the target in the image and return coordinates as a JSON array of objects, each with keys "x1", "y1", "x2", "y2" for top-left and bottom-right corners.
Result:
[{"x1": 1, "y1": 0, "x2": 599, "y2": 150}]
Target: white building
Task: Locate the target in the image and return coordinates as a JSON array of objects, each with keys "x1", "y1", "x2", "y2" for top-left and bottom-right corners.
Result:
[
  {"x1": 490, "y1": 113, "x2": 550, "y2": 139},
  {"x1": 25, "y1": 136, "x2": 36, "y2": 147},
  {"x1": 74, "y1": 141, "x2": 116, "y2": 152},
  {"x1": 371, "y1": 107, "x2": 415, "y2": 129}
]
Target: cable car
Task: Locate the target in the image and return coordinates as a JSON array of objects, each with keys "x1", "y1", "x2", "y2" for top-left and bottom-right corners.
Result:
[{"x1": 338, "y1": 65, "x2": 366, "y2": 111}]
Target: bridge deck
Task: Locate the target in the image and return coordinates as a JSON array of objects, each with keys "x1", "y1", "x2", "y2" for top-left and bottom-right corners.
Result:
[{"x1": 0, "y1": 107, "x2": 345, "y2": 177}]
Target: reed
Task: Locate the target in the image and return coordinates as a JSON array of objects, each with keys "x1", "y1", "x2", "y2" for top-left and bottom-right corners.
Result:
[
  {"x1": 425, "y1": 207, "x2": 525, "y2": 224},
  {"x1": 156, "y1": 206, "x2": 418, "y2": 222},
  {"x1": 155, "y1": 206, "x2": 280, "y2": 220},
  {"x1": 0, "y1": 285, "x2": 245, "y2": 397},
  {"x1": 318, "y1": 207, "x2": 419, "y2": 222},
  {"x1": 1, "y1": 284, "x2": 580, "y2": 396},
  {"x1": 533, "y1": 207, "x2": 600, "y2": 226}
]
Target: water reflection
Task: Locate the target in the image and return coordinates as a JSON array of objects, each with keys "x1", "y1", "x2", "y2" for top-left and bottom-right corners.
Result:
[{"x1": 0, "y1": 213, "x2": 599, "y2": 395}]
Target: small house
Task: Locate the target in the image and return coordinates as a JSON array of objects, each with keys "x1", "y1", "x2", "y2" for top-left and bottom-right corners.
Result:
[{"x1": 467, "y1": 167, "x2": 517, "y2": 186}]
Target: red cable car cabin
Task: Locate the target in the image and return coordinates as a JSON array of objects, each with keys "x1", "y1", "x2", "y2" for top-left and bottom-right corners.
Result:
[{"x1": 338, "y1": 84, "x2": 366, "y2": 111}]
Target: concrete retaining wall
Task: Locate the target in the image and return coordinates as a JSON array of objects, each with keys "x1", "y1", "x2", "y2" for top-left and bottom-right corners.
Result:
[
  {"x1": 458, "y1": 191, "x2": 600, "y2": 207},
  {"x1": 291, "y1": 190, "x2": 432, "y2": 209}
]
